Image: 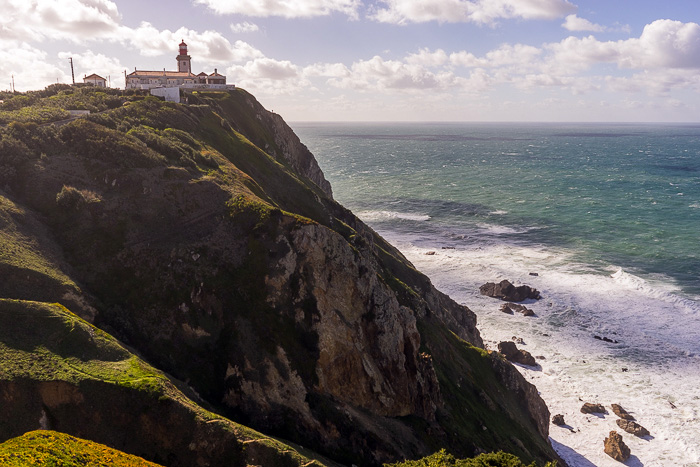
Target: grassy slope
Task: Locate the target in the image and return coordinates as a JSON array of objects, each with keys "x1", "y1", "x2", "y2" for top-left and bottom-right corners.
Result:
[
  {"x1": 0, "y1": 299, "x2": 337, "y2": 467},
  {"x1": 0, "y1": 430, "x2": 163, "y2": 467}
]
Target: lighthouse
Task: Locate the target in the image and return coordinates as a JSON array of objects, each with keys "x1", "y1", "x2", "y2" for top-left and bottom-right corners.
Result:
[{"x1": 176, "y1": 40, "x2": 191, "y2": 73}]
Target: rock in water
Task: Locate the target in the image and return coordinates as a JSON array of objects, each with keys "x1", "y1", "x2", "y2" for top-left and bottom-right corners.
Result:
[
  {"x1": 497, "y1": 341, "x2": 537, "y2": 366},
  {"x1": 617, "y1": 419, "x2": 650, "y2": 437},
  {"x1": 611, "y1": 403, "x2": 635, "y2": 420},
  {"x1": 580, "y1": 402, "x2": 606, "y2": 414},
  {"x1": 604, "y1": 431, "x2": 631, "y2": 462},
  {"x1": 551, "y1": 414, "x2": 566, "y2": 426},
  {"x1": 479, "y1": 280, "x2": 540, "y2": 302},
  {"x1": 506, "y1": 302, "x2": 535, "y2": 316},
  {"x1": 499, "y1": 303, "x2": 514, "y2": 314}
]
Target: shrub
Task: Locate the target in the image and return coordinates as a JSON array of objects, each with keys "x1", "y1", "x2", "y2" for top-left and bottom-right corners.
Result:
[
  {"x1": 385, "y1": 449, "x2": 557, "y2": 467},
  {"x1": 56, "y1": 186, "x2": 85, "y2": 210}
]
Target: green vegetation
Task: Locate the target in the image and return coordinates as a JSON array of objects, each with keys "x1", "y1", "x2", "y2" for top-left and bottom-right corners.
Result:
[
  {"x1": 0, "y1": 300, "x2": 169, "y2": 396},
  {"x1": 0, "y1": 85, "x2": 145, "y2": 125},
  {"x1": 0, "y1": 430, "x2": 163, "y2": 466},
  {"x1": 385, "y1": 449, "x2": 556, "y2": 467}
]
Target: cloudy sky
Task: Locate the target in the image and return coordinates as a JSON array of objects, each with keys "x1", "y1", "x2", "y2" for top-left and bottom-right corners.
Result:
[{"x1": 2, "y1": 0, "x2": 699, "y2": 121}]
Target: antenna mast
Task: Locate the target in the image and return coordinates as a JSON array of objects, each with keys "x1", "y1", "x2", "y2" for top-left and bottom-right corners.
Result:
[{"x1": 69, "y1": 57, "x2": 75, "y2": 85}]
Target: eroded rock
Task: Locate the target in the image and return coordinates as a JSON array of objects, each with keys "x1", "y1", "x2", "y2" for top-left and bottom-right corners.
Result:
[
  {"x1": 604, "y1": 431, "x2": 631, "y2": 462},
  {"x1": 551, "y1": 414, "x2": 566, "y2": 426},
  {"x1": 480, "y1": 280, "x2": 540, "y2": 302},
  {"x1": 498, "y1": 341, "x2": 537, "y2": 367},
  {"x1": 580, "y1": 402, "x2": 606, "y2": 414},
  {"x1": 616, "y1": 419, "x2": 650, "y2": 437},
  {"x1": 611, "y1": 403, "x2": 635, "y2": 420}
]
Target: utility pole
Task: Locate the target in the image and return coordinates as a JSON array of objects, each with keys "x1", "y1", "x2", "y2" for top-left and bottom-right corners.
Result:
[
  {"x1": 11, "y1": 74, "x2": 15, "y2": 92},
  {"x1": 69, "y1": 57, "x2": 75, "y2": 85}
]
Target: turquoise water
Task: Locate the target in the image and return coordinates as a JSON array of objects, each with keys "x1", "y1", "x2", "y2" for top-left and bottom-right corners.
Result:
[
  {"x1": 292, "y1": 122, "x2": 700, "y2": 466},
  {"x1": 294, "y1": 122, "x2": 700, "y2": 297}
]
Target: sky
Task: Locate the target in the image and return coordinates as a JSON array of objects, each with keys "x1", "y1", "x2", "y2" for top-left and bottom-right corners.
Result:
[{"x1": 2, "y1": 0, "x2": 699, "y2": 122}]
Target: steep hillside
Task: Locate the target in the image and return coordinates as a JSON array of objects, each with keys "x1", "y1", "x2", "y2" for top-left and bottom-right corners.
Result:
[
  {"x1": 0, "y1": 299, "x2": 337, "y2": 467},
  {"x1": 0, "y1": 86, "x2": 560, "y2": 466}
]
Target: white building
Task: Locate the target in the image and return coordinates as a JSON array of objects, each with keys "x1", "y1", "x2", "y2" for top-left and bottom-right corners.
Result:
[
  {"x1": 83, "y1": 73, "x2": 107, "y2": 87},
  {"x1": 126, "y1": 41, "x2": 234, "y2": 90}
]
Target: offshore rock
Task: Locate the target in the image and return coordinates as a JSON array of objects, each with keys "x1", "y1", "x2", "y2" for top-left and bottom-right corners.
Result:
[
  {"x1": 480, "y1": 280, "x2": 540, "y2": 302},
  {"x1": 551, "y1": 414, "x2": 566, "y2": 426},
  {"x1": 581, "y1": 403, "x2": 606, "y2": 414},
  {"x1": 611, "y1": 404, "x2": 635, "y2": 420},
  {"x1": 616, "y1": 419, "x2": 650, "y2": 437},
  {"x1": 501, "y1": 302, "x2": 535, "y2": 316},
  {"x1": 498, "y1": 341, "x2": 537, "y2": 367},
  {"x1": 604, "y1": 431, "x2": 631, "y2": 462}
]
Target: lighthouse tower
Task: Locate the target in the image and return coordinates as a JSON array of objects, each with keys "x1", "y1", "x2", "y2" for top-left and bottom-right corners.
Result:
[{"x1": 176, "y1": 40, "x2": 191, "y2": 73}]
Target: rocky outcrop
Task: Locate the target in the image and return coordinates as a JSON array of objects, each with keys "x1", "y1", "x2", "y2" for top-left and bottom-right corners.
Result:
[
  {"x1": 611, "y1": 404, "x2": 634, "y2": 420},
  {"x1": 604, "y1": 431, "x2": 630, "y2": 462},
  {"x1": 551, "y1": 414, "x2": 566, "y2": 426},
  {"x1": 500, "y1": 303, "x2": 535, "y2": 316},
  {"x1": 480, "y1": 280, "x2": 540, "y2": 302},
  {"x1": 259, "y1": 223, "x2": 441, "y2": 421},
  {"x1": 616, "y1": 419, "x2": 650, "y2": 437},
  {"x1": 581, "y1": 403, "x2": 606, "y2": 414},
  {"x1": 498, "y1": 341, "x2": 537, "y2": 367},
  {"x1": 489, "y1": 354, "x2": 550, "y2": 439}
]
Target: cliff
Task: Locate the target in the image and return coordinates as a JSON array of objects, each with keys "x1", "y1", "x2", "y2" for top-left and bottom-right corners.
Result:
[{"x1": 0, "y1": 86, "x2": 558, "y2": 466}]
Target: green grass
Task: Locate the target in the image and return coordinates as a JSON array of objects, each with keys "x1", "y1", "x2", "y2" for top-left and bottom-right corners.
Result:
[
  {"x1": 0, "y1": 430, "x2": 163, "y2": 466},
  {"x1": 0, "y1": 300, "x2": 168, "y2": 396},
  {"x1": 385, "y1": 448, "x2": 556, "y2": 467},
  {"x1": 0, "y1": 196, "x2": 75, "y2": 287}
]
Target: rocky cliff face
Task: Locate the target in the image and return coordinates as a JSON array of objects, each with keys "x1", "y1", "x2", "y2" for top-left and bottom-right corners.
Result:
[{"x1": 0, "y1": 87, "x2": 557, "y2": 466}]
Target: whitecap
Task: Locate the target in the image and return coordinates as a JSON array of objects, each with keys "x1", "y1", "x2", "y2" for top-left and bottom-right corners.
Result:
[{"x1": 356, "y1": 210, "x2": 431, "y2": 222}]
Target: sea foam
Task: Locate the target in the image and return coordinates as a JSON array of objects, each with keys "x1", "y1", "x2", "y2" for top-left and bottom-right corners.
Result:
[{"x1": 381, "y1": 229, "x2": 700, "y2": 467}]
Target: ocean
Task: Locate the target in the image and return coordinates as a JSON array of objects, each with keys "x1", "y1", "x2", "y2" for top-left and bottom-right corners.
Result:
[{"x1": 291, "y1": 122, "x2": 700, "y2": 467}]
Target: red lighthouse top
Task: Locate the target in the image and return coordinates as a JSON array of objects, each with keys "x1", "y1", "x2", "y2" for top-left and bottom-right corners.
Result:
[{"x1": 179, "y1": 40, "x2": 187, "y2": 55}]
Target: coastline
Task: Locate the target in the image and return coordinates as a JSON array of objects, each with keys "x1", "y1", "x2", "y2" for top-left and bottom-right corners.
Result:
[{"x1": 380, "y1": 231, "x2": 700, "y2": 467}]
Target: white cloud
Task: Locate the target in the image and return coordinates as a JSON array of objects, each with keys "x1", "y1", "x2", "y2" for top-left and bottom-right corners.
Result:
[
  {"x1": 58, "y1": 50, "x2": 125, "y2": 86},
  {"x1": 126, "y1": 22, "x2": 264, "y2": 64},
  {"x1": 371, "y1": 0, "x2": 577, "y2": 25},
  {"x1": 226, "y1": 58, "x2": 311, "y2": 95},
  {"x1": 0, "y1": 0, "x2": 121, "y2": 41},
  {"x1": 562, "y1": 14, "x2": 605, "y2": 32},
  {"x1": 405, "y1": 48, "x2": 449, "y2": 67},
  {"x1": 0, "y1": 41, "x2": 69, "y2": 91},
  {"x1": 303, "y1": 62, "x2": 351, "y2": 78},
  {"x1": 630, "y1": 19, "x2": 700, "y2": 68},
  {"x1": 326, "y1": 55, "x2": 465, "y2": 91},
  {"x1": 195, "y1": 0, "x2": 361, "y2": 19},
  {"x1": 230, "y1": 22, "x2": 260, "y2": 33},
  {"x1": 548, "y1": 20, "x2": 700, "y2": 71}
]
